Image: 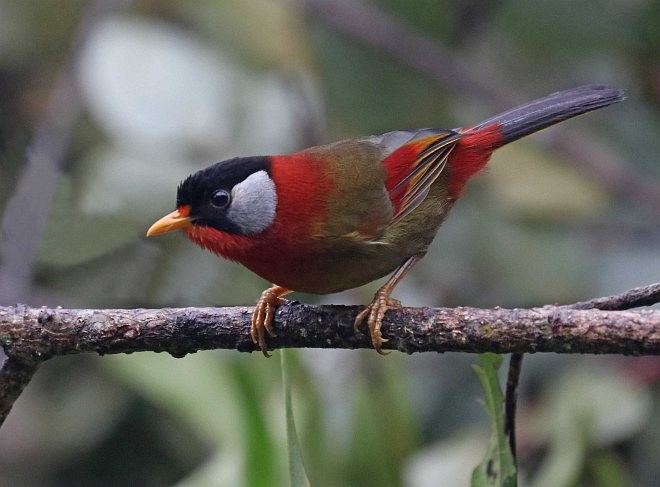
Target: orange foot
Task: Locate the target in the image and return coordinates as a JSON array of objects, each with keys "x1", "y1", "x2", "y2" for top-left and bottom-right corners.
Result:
[
  {"x1": 354, "y1": 253, "x2": 424, "y2": 355},
  {"x1": 251, "y1": 285, "x2": 291, "y2": 357},
  {"x1": 354, "y1": 290, "x2": 401, "y2": 355}
]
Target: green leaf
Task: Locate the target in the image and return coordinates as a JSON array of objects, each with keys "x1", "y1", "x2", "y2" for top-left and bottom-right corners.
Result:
[
  {"x1": 232, "y1": 359, "x2": 282, "y2": 487},
  {"x1": 471, "y1": 354, "x2": 517, "y2": 487},
  {"x1": 281, "y1": 350, "x2": 311, "y2": 487}
]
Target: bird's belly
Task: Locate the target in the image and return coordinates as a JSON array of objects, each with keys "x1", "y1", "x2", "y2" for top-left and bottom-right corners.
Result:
[{"x1": 241, "y1": 245, "x2": 407, "y2": 294}]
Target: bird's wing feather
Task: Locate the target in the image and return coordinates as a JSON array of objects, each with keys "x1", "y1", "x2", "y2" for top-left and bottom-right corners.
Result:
[{"x1": 380, "y1": 130, "x2": 461, "y2": 225}]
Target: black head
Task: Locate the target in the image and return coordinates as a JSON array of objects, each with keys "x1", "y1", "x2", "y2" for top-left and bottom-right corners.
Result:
[{"x1": 176, "y1": 156, "x2": 276, "y2": 235}]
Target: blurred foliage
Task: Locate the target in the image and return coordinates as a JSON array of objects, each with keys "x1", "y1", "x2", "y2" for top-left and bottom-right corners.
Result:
[
  {"x1": 470, "y1": 354, "x2": 516, "y2": 487},
  {"x1": 1, "y1": 0, "x2": 659, "y2": 486},
  {"x1": 281, "y1": 350, "x2": 311, "y2": 487}
]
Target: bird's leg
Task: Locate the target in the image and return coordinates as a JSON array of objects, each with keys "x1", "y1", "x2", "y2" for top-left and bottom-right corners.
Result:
[
  {"x1": 355, "y1": 253, "x2": 424, "y2": 355},
  {"x1": 251, "y1": 285, "x2": 291, "y2": 357}
]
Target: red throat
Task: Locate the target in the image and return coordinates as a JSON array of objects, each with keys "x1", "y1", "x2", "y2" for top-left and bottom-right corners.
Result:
[
  {"x1": 447, "y1": 124, "x2": 504, "y2": 198},
  {"x1": 184, "y1": 225, "x2": 253, "y2": 259}
]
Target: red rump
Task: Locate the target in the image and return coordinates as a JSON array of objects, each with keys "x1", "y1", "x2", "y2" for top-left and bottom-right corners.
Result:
[{"x1": 447, "y1": 124, "x2": 504, "y2": 198}]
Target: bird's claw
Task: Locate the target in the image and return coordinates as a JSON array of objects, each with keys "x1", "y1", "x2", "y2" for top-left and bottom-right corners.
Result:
[
  {"x1": 251, "y1": 286, "x2": 289, "y2": 357},
  {"x1": 355, "y1": 292, "x2": 401, "y2": 355}
]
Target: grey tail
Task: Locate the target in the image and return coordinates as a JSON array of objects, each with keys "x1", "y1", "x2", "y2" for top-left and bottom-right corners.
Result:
[{"x1": 471, "y1": 84, "x2": 624, "y2": 146}]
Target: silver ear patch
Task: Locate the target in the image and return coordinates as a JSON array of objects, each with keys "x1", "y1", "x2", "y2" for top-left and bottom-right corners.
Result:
[{"x1": 227, "y1": 170, "x2": 277, "y2": 235}]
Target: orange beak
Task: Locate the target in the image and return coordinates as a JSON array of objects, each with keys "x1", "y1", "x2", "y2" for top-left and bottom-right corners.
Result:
[{"x1": 146, "y1": 207, "x2": 192, "y2": 236}]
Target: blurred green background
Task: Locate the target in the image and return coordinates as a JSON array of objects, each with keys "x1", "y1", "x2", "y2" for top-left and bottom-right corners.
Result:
[{"x1": 1, "y1": 0, "x2": 659, "y2": 485}]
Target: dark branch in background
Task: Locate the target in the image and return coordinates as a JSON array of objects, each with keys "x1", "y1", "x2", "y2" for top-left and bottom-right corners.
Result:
[
  {"x1": 505, "y1": 352, "x2": 523, "y2": 464},
  {"x1": 571, "y1": 282, "x2": 660, "y2": 310},
  {"x1": 304, "y1": 0, "x2": 514, "y2": 104},
  {"x1": 0, "y1": 357, "x2": 40, "y2": 425},
  {"x1": 0, "y1": 0, "x2": 132, "y2": 304},
  {"x1": 303, "y1": 0, "x2": 660, "y2": 218},
  {"x1": 0, "y1": 57, "x2": 77, "y2": 303}
]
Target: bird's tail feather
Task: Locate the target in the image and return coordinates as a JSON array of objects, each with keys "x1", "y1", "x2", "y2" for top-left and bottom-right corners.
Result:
[{"x1": 471, "y1": 84, "x2": 624, "y2": 146}]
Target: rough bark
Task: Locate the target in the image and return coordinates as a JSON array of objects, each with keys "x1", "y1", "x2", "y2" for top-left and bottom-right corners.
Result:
[
  {"x1": 0, "y1": 282, "x2": 658, "y2": 427},
  {"x1": 1, "y1": 300, "x2": 658, "y2": 360}
]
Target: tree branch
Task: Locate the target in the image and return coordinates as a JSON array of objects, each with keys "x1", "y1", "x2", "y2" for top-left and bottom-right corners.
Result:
[
  {"x1": 505, "y1": 352, "x2": 523, "y2": 463},
  {"x1": 0, "y1": 284, "x2": 658, "y2": 361},
  {"x1": 0, "y1": 283, "x2": 657, "y2": 427},
  {"x1": 0, "y1": 356, "x2": 40, "y2": 424},
  {"x1": 569, "y1": 282, "x2": 660, "y2": 310}
]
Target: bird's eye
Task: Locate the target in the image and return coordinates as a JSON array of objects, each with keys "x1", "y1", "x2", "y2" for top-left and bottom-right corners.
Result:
[{"x1": 210, "y1": 189, "x2": 231, "y2": 209}]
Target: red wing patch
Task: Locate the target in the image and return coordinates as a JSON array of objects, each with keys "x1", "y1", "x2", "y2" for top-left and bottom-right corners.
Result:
[{"x1": 383, "y1": 131, "x2": 461, "y2": 225}]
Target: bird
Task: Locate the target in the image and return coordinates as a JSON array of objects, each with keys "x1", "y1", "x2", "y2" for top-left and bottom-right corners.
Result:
[{"x1": 147, "y1": 84, "x2": 623, "y2": 357}]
